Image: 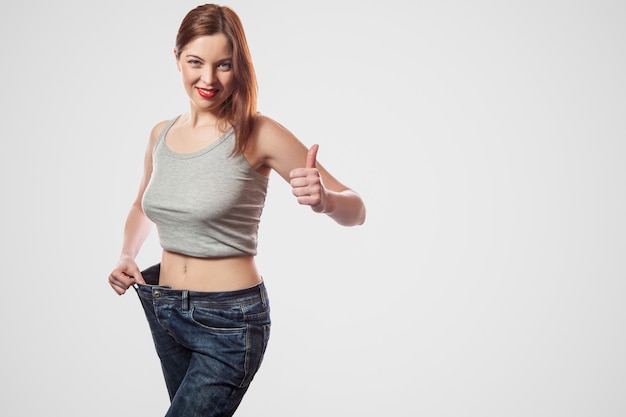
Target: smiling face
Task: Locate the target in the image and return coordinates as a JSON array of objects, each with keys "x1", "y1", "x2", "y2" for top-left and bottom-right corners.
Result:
[{"x1": 175, "y1": 34, "x2": 235, "y2": 115}]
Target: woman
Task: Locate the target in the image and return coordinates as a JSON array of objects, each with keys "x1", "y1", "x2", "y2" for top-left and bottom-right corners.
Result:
[{"x1": 108, "y1": 3, "x2": 366, "y2": 416}]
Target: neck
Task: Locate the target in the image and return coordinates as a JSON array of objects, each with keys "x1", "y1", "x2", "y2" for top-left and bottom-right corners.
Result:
[{"x1": 184, "y1": 108, "x2": 224, "y2": 129}]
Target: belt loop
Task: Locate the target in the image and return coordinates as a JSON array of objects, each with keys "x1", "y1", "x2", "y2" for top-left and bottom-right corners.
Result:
[
  {"x1": 182, "y1": 290, "x2": 189, "y2": 312},
  {"x1": 259, "y1": 282, "x2": 267, "y2": 307}
]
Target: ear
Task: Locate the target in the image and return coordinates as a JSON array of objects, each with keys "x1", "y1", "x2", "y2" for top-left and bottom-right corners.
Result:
[{"x1": 174, "y1": 48, "x2": 181, "y2": 71}]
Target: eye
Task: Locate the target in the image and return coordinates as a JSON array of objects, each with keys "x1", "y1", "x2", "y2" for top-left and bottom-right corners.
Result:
[
  {"x1": 188, "y1": 59, "x2": 202, "y2": 66},
  {"x1": 218, "y1": 62, "x2": 232, "y2": 71}
]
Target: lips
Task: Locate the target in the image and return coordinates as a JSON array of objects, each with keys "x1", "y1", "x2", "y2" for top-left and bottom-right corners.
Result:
[{"x1": 196, "y1": 87, "x2": 218, "y2": 99}]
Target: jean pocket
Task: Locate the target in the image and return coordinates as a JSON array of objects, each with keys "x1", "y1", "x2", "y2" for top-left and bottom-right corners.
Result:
[{"x1": 190, "y1": 305, "x2": 246, "y2": 333}]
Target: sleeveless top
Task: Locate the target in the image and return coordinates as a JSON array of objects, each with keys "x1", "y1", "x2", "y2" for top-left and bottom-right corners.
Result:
[{"x1": 142, "y1": 116, "x2": 268, "y2": 258}]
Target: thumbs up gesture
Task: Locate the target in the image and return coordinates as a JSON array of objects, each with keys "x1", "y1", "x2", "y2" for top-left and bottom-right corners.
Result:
[{"x1": 289, "y1": 144, "x2": 327, "y2": 213}]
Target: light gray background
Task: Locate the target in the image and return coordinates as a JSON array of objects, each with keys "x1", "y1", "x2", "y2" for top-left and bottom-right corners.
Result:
[{"x1": 1, "y1": 0, "x2": 624, "y2": 416}]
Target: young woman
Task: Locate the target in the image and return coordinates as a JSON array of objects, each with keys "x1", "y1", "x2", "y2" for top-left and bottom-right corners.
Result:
[{"x1": 108, "y1": 3, "x2": 366, "y2": 416}]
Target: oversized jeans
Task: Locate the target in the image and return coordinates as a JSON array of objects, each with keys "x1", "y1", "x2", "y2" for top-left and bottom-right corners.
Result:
[{"x1": 134, "y1": 263, "x2": 271, "y2": 417}]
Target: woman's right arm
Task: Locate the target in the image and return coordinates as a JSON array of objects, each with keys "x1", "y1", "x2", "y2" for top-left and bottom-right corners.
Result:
[{"x1": 108, "y1": 122, "x2": 165, "y2": 295}]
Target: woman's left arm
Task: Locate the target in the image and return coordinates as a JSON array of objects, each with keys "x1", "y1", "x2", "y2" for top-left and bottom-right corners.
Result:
[{"x1": 256, "y1": 116, "x2": 366, "y2": 227}]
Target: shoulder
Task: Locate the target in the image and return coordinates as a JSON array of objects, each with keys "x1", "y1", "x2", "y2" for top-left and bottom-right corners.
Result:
[
  {"x1": 251, "y1": 113, "x2": 303, "y2": 150},
  {"x1": 147, "y1": 117, "x2": 176, "y2": 147},
  {"x1": 248, "y1": 113, "x2": 309, "y2": 177},
  {"x1": 152, "y1": 119, "x2": 171, "y2": 133},
  {"x1": 253, "y1": 113, "x2": 289, "y2": 137},
  {"x1": 150, "y1": 118, "x2": 175, "y2": 138}
]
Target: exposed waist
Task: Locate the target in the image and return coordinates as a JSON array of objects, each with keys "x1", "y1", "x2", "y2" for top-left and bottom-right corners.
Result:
[{"x1": 156, "y1": 250, "x2": 261, "y2": 292}]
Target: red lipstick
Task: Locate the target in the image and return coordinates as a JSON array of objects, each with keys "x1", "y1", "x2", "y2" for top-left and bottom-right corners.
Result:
[{"x1": 197, "y1": 87, "x2": 218, "y2": 99}]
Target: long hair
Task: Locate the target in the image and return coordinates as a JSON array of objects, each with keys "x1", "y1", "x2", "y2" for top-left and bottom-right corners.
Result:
[{"x1": 175, "y1": 4, "x2": 258, "y2": 155}]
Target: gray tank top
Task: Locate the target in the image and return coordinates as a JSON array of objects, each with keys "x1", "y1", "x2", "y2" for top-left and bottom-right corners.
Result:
[{"x1": 142, "y1": 116, "x2": 268, "y2": 258}]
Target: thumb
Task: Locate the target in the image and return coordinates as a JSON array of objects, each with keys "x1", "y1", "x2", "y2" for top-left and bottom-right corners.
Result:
[
  {"x1": 126, "y1": 265, "x2": 145, "y2": 285},
  {"x1": 306, "y1": 144, "x2": 319, "y2": 169}
]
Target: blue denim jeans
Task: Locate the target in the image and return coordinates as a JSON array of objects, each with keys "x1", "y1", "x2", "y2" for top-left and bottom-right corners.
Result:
[{"x1": 134, "y1": 263, "x2": 271, "y2": 417}]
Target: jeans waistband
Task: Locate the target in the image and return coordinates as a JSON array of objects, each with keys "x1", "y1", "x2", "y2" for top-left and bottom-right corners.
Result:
[{"x1": 134, "y1": 280, "x2": 268, "y2": 308}]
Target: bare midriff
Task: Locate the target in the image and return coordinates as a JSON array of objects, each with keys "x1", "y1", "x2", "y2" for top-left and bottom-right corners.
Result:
[{"x1": 158, "y1": 250, "x2": 262, "y2": 292}]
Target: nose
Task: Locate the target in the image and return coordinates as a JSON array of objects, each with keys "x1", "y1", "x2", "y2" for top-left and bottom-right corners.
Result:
[{"x1": 201, "y1": 67, "x2": 215, "y2": 84}]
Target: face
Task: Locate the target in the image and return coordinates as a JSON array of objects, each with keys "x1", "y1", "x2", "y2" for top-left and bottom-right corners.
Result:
[{"x1": 175, "y1": 34, "x2": 235, "y2": 114}]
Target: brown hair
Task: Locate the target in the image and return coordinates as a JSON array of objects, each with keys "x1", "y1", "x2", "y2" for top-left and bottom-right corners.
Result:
[{"x1": 175, "y1": 4, "x2": 258, "y2": 154}]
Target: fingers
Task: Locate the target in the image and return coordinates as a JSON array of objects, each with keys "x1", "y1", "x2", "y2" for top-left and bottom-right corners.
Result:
[
  {"x1": 108, "y1": 263, "x2": 144, "y2": 295},
  {"x1": 128, "y1": 265, "x2": 146, "y2": 285},
  {"x1": 305, "y1": 144, "x2": 319, "y2": 169},
  {"x1": 134, "y1": 271, "x2": 146, "y2": 285},
  {"x1": 288, "y1": 143, "x2": 324, "y2": 211},
  {"x1": 109, "y1": 272, "x2": 134, "y2": 295},
  {"x1": 289, "y1": 144, "x2": 320, "y2": 181}
]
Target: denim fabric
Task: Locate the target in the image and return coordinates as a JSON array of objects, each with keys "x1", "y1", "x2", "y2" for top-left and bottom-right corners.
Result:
[{"x1": 134, "y1": 263, "x2": 271, "y2": 417}]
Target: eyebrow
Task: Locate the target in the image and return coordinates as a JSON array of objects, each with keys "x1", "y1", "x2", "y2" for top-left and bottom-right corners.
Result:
[{"x1": 184, "y1": 54, "x2": 232, "y2": 62}]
